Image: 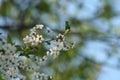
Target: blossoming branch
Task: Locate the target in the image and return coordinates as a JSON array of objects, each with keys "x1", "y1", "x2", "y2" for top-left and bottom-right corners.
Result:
[{"x1": 0, "y1": 24, "x2": 74, "y2": 80}]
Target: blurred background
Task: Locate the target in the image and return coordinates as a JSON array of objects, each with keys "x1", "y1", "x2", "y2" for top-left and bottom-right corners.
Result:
[{"x1": 0, "y1": 0, "x2": 120, "y2": 80}]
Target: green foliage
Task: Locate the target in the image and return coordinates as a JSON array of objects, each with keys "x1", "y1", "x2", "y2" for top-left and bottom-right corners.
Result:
[
  {"x1": 36, "y1": 1, "x2": 50, "y2": 12},
  {"x1": 64, "y1": 21, "x2": 71, "y2": 35},
  {"x1": 99, "y1": 4, "x2": 113, "y2": 19},
  {"x1": 7, "y1": 34, "x2": 12, "y2": 44},
  {"x1": 0, "y1": 75, "x2": 2, "y2": 80},
  {"x1": 15, "y1": 45, "x2": 22, "y2": 51}
]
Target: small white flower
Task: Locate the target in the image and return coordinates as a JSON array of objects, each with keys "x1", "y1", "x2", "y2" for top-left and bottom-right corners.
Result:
[
  {"x1": 49, "y1": 46, "x2": 59, "y2": 57},
  {"x1": 36, "y1": 24, "x2": 44, "y2": 29},
  {"x1": 36, "y1": 35, "x2": 44, "y2": 43},
  {"x1": 2, "y1": 43, "x2": 16, "y2": 54},
  {"x1": 55, "y1": 41, "x2": 64, "y2": 50},
  {"x1": 23, "y1": 36, "x2": 30, "y2": 44},
  {"x1": 30, "y1": 31, "x2": 36, "y2": 36},
  {"x1": 56, "y1": 33, "x2": 64, "y2": 39},
  {"x1": 43, "y1": 56, "x2": 48, "y2": 61}
]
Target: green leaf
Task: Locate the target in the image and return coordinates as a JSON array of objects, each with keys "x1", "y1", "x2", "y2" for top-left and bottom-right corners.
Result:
[
  {"x1": 64, "y1": 21, "x2": 70, "y2": 34},
  {"x1": 0, "y1": 74, "x2": 3, "y2": 80},
  {"x1": 65, "y1": 21, "x2": 70, "y2": 30},
  {"x1": 15, "y1": 45, "x2": 22, "y2": 51},
  {"x1": 7, "y1": 34, "x2": 12, "y2": 43}
]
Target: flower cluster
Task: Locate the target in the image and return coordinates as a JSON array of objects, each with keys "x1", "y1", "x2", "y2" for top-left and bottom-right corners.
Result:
[
  {"x1": 0, "y1": 24, "x2": 74, "y2": 80},
  {"x1": 0, "y1": 39, "x2": 21, "y2": 80},
  {"x1": 46, "y1": 33, "x2": 65, "y2": 58},
  {"x1": 31, "y1": 72, "x2": 51, "y2": 80},
  {"x1": 23, "y1": 24, "x2": 44, "y2": 46}
]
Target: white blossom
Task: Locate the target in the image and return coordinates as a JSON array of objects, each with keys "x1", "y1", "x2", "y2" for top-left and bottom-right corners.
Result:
[
  {"x1": 23, "y1": 35, "x2": 31, "y2": 44},
  {"x1": 31, "y1": 72, "x2": 49, "y2": 80},
  {"x1": 23, "y1": 25, "x2": 44, "y2": 46},
  {"x1": 2, "y1": 43, "x2": 16, "y2": 55},
  {"x1": 36, "y1": 35, "x2": 44, "y2": 43},
  {"x1": 36, "y1": 24, "x2": 44, "y2": 29},
  {"x1": 0, "y1": 24, "x2": 73, "y2": 80}
]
